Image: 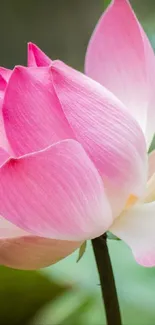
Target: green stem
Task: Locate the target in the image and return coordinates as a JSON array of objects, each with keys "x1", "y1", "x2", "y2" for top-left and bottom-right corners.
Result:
[{"x1": 92, "y1": 234, "x2": 122, "y2": 325}]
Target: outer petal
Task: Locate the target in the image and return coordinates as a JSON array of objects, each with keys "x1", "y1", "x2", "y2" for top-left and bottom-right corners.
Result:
[
  {"x1": 0, "y1": 216, "x2": 81, "y2": 270},
  {"x1": 0, "y1": 139, "x2": 112, "y2": 240},
  {"x1": 85, "y1": 0, "x2": 155, "y2": 146},
  {"x1": 0, "y1": 76, "x2": 7, "y2": 91},
  {"x1": 2, "y1": 66, "x2": 73, "y2": 156},
  {"x1": 0, "y1": 109, "x2": 12, "y2": 164},
  {"x1": 0, "y1": 68, "x2": 12, "y2": 103},
  {"x1": 0, "y1": 235, "x2": 81, "y2": 270},
  {"x1": 0, "y1": 91, "x2": 4, "y2": 109},
  {"x1": 0, "y1": 93, "x2": 13, "y2": 164},
  {"x1": 0, "y1": 216, "x2": 28, "y2": 238},
  {"x1": 0, "y1": 69, "x2": 17, "y2": 163},
  {"x1": 110, "y1": 203, "x2": 155, "y2": 267},
  {"x1": 51, "y1": 61, "x2": 147, "y2": 216},
  {"x1": 27, "y1": 42, "x2": 52, "y2": 67},
  {"x1": 0, "y1": 67, "x2": 12, "y2": 83},
  {"x1": 0, "y1": 97, "x2": 13, "y2": 164}
]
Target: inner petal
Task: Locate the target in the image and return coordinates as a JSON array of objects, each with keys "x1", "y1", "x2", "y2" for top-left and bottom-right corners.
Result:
[{"x1": 143, "y1": 173, "x2": 155, "y2": 203}]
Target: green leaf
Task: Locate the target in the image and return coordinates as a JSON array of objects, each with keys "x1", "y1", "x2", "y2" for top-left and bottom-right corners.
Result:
[
  {"x1": 0, "y1": 266, "x2": 69, "y2": 325},
  {"x1": 148, "y1": 134, "x2": 155, "y2": 153},
  {"x1": 76, "y1": 241, "x2": 87, "y2": 263}
]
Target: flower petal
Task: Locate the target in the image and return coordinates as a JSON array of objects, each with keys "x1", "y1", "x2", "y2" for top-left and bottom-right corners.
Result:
[
  {"x1": 0, "y1": 216, "x2": 28, "y2": 238},
  {"x1": 0, "y1": 111, "x2": 13, "y2": 165},
  {"x1": 0, "y1": 75, "x2": 7, "y2": 91},
  {"x1": 139, "y1": 151, "x2": 155, "y2": 203},
  {"x1": 110, "y1": 203, "x2": 155, "y2": 267},
  {"x1": 0, "y1": 148, "x2": 11, "y2": 166},
  {"x1": 2, "y1": 66, "x2": 73, "y2": 156},
  {"x1": 0, "y1": 235, "x2": 81, "y2": 270},
  {"x1": 51, "y1": 61, "x2": 147, "y2": 216},
  {"x1": 0, "y1": 67, "x2": 12, "y2": 83},
  {"x1": 0, "y1": 106, "x2": 13, "y2": 165},
  {"x1": 0, "y1": 68, "x2": 12, "y2": 101},
  {"x1": 0, "y1": 68, "x2": 12, "y2": 108},
  {"x1": 148, "y1": 150, "x2": 155, "y2": 180},
  {"x1": 27, "y1": 42, "x2": 52, "y2": 67},
  {"x1": 85, "y1": 0, "x2": 155, "y2": 146},
  {"x1": 144, "y1": 174, "x2": 155, "y2": 203},
  {"x1": 0, "y1": 139, "x2": 112, "y2": 240},
  {"x1": 0, "y1": 216, "x2": 81, "y2": 269}
]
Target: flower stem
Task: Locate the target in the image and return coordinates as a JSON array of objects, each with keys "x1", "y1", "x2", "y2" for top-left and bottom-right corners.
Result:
[{"x1": 92, "y1": 234, "x2": 122, "y2": 325}]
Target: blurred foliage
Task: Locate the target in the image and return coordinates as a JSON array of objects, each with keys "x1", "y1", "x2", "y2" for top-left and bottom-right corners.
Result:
[
  {"x1": 42, "y1": 241, "x2": 155, "y2": 325},
  {"x1": 31, "y1": 290, "x2": 97, "y2": 325},
  {"x1": 3, "y1": 240, "x2": 155, "y2": 325},
  {"x1": 0, "y1": 0, "x2": 155, "y2": 69},
  {"x1": 0, "y1": 266, "x2": 69, "y2": 325},
  {"x1": 0, "y1": 0, "x2": 102, "y2": 70}
]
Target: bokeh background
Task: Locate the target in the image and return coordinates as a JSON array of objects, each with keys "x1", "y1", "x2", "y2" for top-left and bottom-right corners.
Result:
[{"x1": 0, "y1": 0, "x2": 155, "y2": 324}]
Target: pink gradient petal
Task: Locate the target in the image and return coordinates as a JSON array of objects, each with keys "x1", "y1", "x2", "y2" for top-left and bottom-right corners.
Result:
[
  {"x1": 146, "y1": 98, "x2": 155, "y2": 149},
  {"x1": 110, "y1": 202, "x2": 155, "y2": 267},
  {"x1": 0, "y1": 99, "x2": 13, "y2": 164},
  {"x1": 85, "y1": 0, "x2": 155, "y2": 146},
  {"x1": 0, "y1": 100, "x2": 13, "y2": 164},
  {"x1": 0, "y1": 235, "x2": 81, "y2": 270},
  {"x1": 0, "y1": 216, "x2": 28, "y2": 238},
  {"x1": 51, "y1": 61, "x2": 147, "y2": 216},
  {"x1": 0, "y1": 139, "x2": 112, "y2": 240},
  {"x1": 0, "y1": 148, "x2": 11, "y2": 166},
  {"x1": 0, "y1": 216, "x2": 81, "y2": 269},
  {"x1": 0, "y1": 102, "x2": 13, "y2": 164},
  {"x1": 138, "y1": 28, "x2": 155, "y2": 148},
  {"x1": 0, "y1": 68, "x2": 12, "y2": 99},
  {"x1": 148, "y1": 150, "x2": 155, "y2": 180},
  {"x1": 27, "y1": 42, "x2": 52, "y2": 67},
  {"x1": 0, "y1": 68, "x2": 12, "y2": 105},
  {"x1": 0, "y1": 68, "x2": 12, "y2": 83},
  {"x1": 0, "y1": 91, "x2": 4, "y2": 110},
  {"x1": 0, "y1": 75, "x2": 7, "y2": 91},
  {"x1": 2, "y1": 65, "x2": 74, "y2": 156}
]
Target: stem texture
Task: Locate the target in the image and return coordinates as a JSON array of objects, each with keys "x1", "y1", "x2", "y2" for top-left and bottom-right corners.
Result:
[{"x1": 92, "y1": 234, "x2": 122, "y2": 325}]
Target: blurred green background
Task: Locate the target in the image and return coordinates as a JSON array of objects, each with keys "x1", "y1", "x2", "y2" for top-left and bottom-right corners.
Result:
[{"x1": 1, "y1": 0, "x2": 155, "y2": 324}]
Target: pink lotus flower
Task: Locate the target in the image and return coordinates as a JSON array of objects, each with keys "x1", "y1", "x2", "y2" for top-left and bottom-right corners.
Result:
[
  {"x1": 0, "y1": 0, "x2": 152, "y2": 269},
  {"x1": 85, "y1": 0, "x2": 155, "y2": 266}
]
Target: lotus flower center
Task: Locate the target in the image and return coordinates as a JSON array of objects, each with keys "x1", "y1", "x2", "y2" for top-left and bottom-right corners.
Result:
[{"x1": 125, "y1": 194, "x2": 138, "y2": 209}]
